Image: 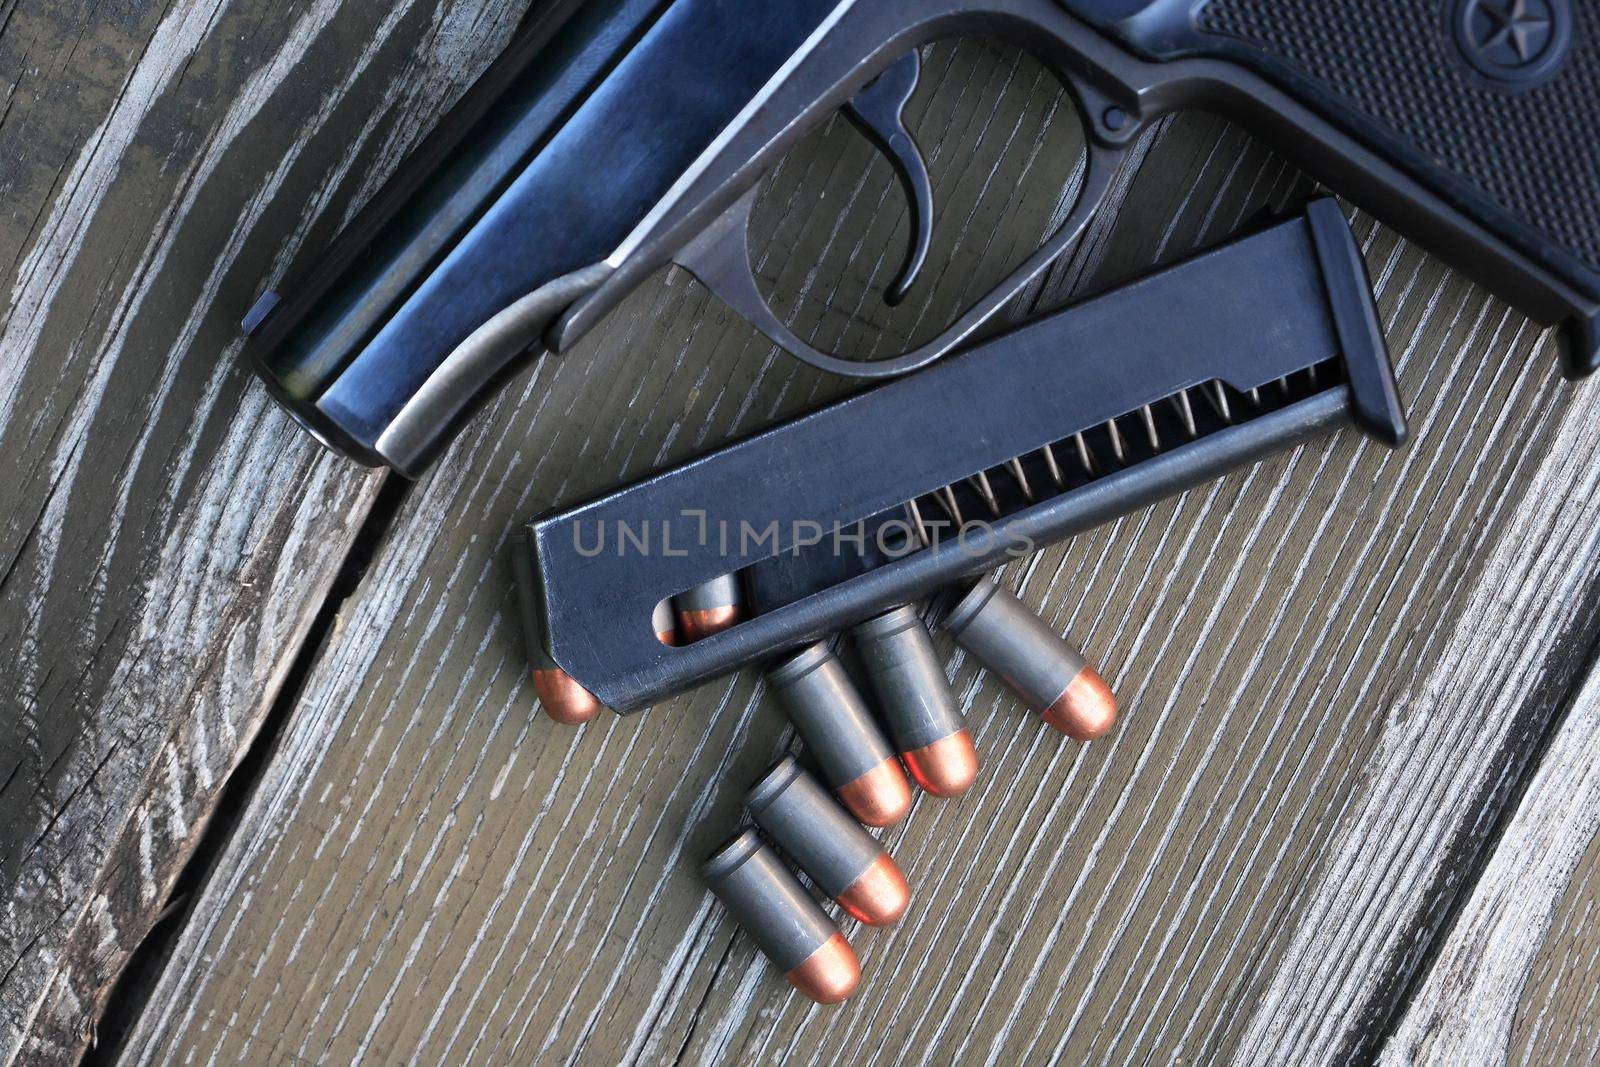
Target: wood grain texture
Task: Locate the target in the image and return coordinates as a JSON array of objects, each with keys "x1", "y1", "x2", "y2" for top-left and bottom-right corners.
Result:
[
  {"x1": 112, "y1": 30, "x2": 1600, "y2": 1067},
  {"x1": 0, "y1": 0, "x2": 538, "y2": 1061},
  {"x1": 1380, "y1": 663, "x2": 1600, "y2": 1066},
  {"x1": 1510, "y1": 816, "x2": 1600, "y2": 1064},
  {"x1": 1230, "y1": 342, "x2": 1600, "y2": 1064}
]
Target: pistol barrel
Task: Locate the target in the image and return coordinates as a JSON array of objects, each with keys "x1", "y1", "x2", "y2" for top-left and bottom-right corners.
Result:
[{"x1": 246, "y1": 0, "x2": 839, "y2": 475}]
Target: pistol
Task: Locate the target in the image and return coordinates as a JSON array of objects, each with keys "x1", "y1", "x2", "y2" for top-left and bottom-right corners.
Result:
[{"x1": 244, "y1": 0, "x2": 1599, "y2": 476}]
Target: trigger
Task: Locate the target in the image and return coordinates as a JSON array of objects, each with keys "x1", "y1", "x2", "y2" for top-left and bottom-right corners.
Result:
[{"x1": 845, "y1": 51, "x2": 932, "y2": 307}]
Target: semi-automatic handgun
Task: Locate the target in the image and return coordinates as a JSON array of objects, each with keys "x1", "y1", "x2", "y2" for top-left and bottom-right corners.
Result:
[{"x1": 243, "y1": 0, "x2": 1599, "y2": 476}]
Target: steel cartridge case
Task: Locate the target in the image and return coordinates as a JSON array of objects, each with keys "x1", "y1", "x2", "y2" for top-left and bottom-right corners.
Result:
[
  {"x1": 674, "y1": 573, "x2": 744, "y2": 641},
  {"x1": 766, "y1": 642, "x2": 912, "y2": 827},
  {"x1": 701, "y1": 828, "x2": 860, "y2": 1004},
  {"x1": 746, "y1": 757, "x2": 909, "y2": 927},
  {"x1": 943, "y1": 582, "x2": 1117, "y2": 741},
  {"x1": 851, "y1": 605, "x2": 978, "y2": 797}
]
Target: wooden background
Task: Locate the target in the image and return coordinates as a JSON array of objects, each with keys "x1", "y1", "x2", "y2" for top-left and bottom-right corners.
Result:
[{"x1": 2, "y1": 2, "x2": 1599, "y2": 1064}]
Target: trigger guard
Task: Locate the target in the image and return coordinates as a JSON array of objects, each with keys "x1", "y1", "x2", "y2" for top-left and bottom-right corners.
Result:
[
  {"x1": 673, "y1": 139, "x2": 1126, "y2": 381},
  {"x1": 672, "y1": 187, "x2": 945, "y2": 378}
]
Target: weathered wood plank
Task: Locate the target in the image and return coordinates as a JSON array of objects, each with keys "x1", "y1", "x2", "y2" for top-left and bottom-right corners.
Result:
[
  {"x1": 1229, "y1": 341, "x2": 1600, "y2": 1063},
  {"x1": 0, "y1": 1, "x2": 540, "y2": 1061},
  {"x1": 1510, "y1": 827, "x2": 1600, "y2": 1064},
  {"x1": 1379, "y1": 662, "x2": 1600, "y2": 1066},
  {"x1": 113, "y1": 39, "x2": 1112, "y2": 1065},
  {"x1": 117, "y1": 34, "x2": 1600, "y2": 1067}
]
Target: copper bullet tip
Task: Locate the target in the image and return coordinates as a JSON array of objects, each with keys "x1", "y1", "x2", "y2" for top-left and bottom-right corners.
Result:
[
  {"x1": 902, "y1": 728, "x2": 980, "y2": 797},
  {"x1": 676, "y1": 604, "x2": 743, "y2": 642},
  {"x1": 783, "y1": 932, "x2": 860, "y2": 1004},
  {"x1": 837, "y1": 853, "x2": 910, "y2": 927},
  {"x1": 836, "y1": 757, "x2": 913, "y2": 827},
  {"x1": 532, "y1": 668, "x2": 605, "y2": 725},
  {"x1": 1043, "y1": 666, "x2": 1117, "y2": 740}
]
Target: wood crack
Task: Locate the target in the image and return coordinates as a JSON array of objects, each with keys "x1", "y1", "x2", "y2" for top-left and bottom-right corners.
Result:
[
  {"x1": 665, "y1": 935, "x2": 740, "y2": 1067},
  {"x1": 1351, "y1": 568, "x2": 1600, "y2": 1064}
]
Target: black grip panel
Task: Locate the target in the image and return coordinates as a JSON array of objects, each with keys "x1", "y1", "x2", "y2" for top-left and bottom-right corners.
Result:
[{"x1": 1193, "y1": 0, "x2": 1600, "y2": 277}]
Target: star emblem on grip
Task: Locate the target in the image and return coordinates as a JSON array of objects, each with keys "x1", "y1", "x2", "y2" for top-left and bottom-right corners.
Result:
[
  {"x1": 1452, "y1": 0, "x2": 1570, "y2": 84},
  {"x1": 1468, "y1": 0, "x2": 1553, "y2": 64}
]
